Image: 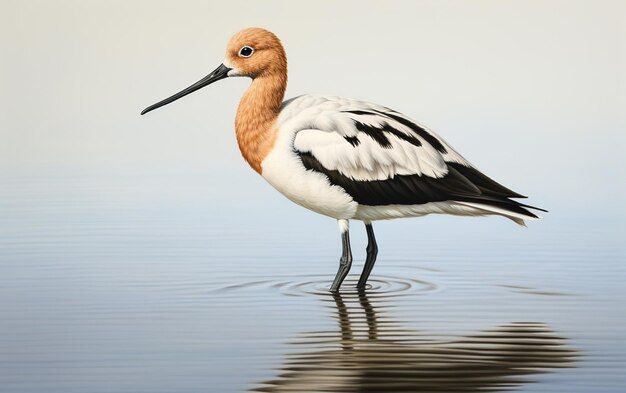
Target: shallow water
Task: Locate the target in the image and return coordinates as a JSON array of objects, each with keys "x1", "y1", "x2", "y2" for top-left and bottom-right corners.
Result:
[{"x1": 1, "y1": 173, "x2": 624, "y2": 392}]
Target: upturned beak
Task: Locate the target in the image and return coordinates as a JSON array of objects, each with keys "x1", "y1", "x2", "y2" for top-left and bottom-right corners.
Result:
[{"x1": 141, "y1": 63, "x2": 232, "y2": 115}]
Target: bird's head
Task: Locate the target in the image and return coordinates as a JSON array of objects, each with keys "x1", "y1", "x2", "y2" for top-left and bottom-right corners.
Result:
[
  {"x1": 224, "y1": 27, "x2": 287, "y2": 79},
  {"x1": 141, "y1": 27, "x2": 286, "y2": 115}
]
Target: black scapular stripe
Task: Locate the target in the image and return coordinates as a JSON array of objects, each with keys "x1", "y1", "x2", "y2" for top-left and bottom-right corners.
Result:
[
  {"x1": 382, "y1": 111, "x2": 448, "y2": 153},
  {"x1": 353, "y1": 121, "x2": 393, "y2": 148},
  {"x1": 344, "y1": 135, "x2": 360, "y2": 147},
  {"x1": 298, "y1": 152, "x2": 545, "y2": 217},
  {"x1": 344, "y1": 110, "x2": 447, "y2": 153}
]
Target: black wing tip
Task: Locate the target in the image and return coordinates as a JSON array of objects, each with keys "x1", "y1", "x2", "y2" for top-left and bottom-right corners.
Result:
[{"x1": 518, "y1": 202, "x2": 548, "y2": 213}]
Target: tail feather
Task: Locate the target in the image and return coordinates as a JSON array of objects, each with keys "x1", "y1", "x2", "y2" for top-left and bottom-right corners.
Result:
[
  {"x1": 456, "y1": 200, "x2": 544, "y2": 226},
  {"x1": 447, "y1": 163, "x2": 546, "y2": 225}
]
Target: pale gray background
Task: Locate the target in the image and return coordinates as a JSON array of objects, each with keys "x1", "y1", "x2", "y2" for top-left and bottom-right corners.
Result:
[{"x1": 2, "y1": 0, "x2": 624, "y2": 216}]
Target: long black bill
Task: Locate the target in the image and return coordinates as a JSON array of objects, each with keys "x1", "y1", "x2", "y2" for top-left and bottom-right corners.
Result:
[{"x1": 141, "y1": 63, "x2": 231, "y2": 115}]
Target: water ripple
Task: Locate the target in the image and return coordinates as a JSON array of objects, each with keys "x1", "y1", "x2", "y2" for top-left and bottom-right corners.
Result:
[{"x1": 216, "y1": 275, "x2": 439, "y2": 298}]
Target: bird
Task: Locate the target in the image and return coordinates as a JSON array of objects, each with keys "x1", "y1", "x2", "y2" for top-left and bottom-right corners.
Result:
[{"x1": 141, "y1": 27, "x2": 545, "y2": 292}]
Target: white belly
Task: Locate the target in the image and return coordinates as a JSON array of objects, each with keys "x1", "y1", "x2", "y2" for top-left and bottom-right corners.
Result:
[{"x1": 261, "y1": 141, "x2": 357, "y2": 220}]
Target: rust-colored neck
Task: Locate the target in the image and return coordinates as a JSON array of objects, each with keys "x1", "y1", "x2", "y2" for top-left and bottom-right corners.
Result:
[{"x1": 235, "y1": 71, "x2": 287, "y2": 174}]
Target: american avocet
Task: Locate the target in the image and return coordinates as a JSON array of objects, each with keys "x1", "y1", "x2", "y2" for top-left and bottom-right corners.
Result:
[{"x1": 141, "y1": 28, "x2": 545, "y2": 291}]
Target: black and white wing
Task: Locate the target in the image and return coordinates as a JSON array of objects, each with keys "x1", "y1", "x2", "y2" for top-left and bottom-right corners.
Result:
[{"x1": 279, "y1": 95, "x2": 544, "y2": 222}]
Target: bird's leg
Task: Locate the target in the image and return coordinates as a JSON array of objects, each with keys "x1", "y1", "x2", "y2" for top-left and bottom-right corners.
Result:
[
  {"x1": 357, "y1": 222, "x2": 378, "y2": 289},
  {"x1": 330, "y1": 219, "x2": 352, "y2": 292}
]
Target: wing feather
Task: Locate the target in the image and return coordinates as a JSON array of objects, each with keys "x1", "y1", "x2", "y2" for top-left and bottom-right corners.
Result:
[{"x1": 280, "y1": 95, "x2": 544, "y2": 217}]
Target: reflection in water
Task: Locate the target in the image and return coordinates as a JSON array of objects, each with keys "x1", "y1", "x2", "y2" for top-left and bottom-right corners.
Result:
[{"x1": 252, "y1": 289, "x2": 577, "y2": 392}]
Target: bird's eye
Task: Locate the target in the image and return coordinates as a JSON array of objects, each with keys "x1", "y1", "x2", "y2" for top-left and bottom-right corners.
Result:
[{"x1": 239, "y1": 46, "x2": 254, "y2": 58}]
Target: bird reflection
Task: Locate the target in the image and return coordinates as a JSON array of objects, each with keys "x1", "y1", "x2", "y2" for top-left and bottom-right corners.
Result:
[{"x1": 252, "y1": 289, "x2": 577, "y2": 392}]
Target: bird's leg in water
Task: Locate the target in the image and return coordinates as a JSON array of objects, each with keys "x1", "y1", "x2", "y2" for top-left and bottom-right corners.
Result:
[
  {"x1": 357, "y1": 222, "x2": 378, "y2": 289},
  {"x1": 330, "y1": 220, "x2": 352, "y2": 291}
]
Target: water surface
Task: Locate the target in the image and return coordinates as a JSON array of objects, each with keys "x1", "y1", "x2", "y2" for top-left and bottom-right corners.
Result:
[{"x1": 0, "y1": 173, "x2": 624, "y2": 392}]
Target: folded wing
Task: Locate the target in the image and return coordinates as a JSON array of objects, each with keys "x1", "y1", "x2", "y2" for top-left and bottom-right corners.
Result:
[{"x1": 280, "y1": 95, "x2": 544, "y2": 219}]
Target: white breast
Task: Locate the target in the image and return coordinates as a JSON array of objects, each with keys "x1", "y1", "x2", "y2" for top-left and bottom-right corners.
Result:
[{"x1": 261, "y1": 128, "x2": 357, "y2": 220}]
